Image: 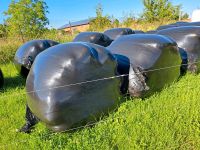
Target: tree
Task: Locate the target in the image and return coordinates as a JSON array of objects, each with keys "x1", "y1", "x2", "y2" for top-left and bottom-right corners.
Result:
[
  {"x1": 89, "y1": 4, "x2": 111, "y2": 31},
  {"x1": 112, "y1": 19, "x2": 120, "y2": 28},
  {"x1": 141, "y1": 0, "x2": 181, "y2": 22},
  {"x1": 182, "y1": 13, "x2": 189, "y2": 20},
  {"x1": 110, "y1": 15, "x2": 120, "y2": 28},
  {"x1": 122, "y1": 12, "x2": 135, "y2": 27},
  {"x1": 0, "y1": 24, "x2": 7, "y2": 38},
  {"x1": 4, "y1": 0, "x2": 49, "y2": 41}
]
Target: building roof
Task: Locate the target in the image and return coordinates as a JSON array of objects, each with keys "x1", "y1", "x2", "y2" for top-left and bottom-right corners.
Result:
[{"x1": 58, "y1": 19, "x2": 92, "y2": 30}]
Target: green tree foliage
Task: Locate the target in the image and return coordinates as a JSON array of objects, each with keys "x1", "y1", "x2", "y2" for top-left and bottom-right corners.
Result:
[
  {"x1": 89, "y1": 4, "x2": 111, "y2": 31},
  {"x1": 141, "y1": 0, "x2": 181, "y2": 22},
  {"x1": 112, "y1": 19, "x2": 120, "y2": 28},
  {"x1": 110, "y1": 15, "x2": 120, "y2": 28},
  {"x1": 123, "y1": 17, "x2": 134, "y2": 27},
  {"x1": 4, "y1": 0, "x2": 49, "y2": 41},
  {"x1": 182, "y1": 13, "x2": 189, "y2": 19},
  {"x1": 123, "y1": 13, "x2": 135, "y2": 27},
  {"x1": 0, "y1": 24, "x2": 7, "y2": 38}
]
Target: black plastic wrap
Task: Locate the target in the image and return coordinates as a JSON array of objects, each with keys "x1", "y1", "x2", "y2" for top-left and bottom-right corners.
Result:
[
  {"x1": 14, "y1": 39, "x2": 59, "y2": 77},
  {"x1": 104, "y1": 28, "x2": 134, "y2": 40},
  {"x1": 26, "y1": 42, "x2": 124, "y2": 132},
  {"x1": 157, "y1": 26, "x2": 200, "y2": 73},
  {"x1": 180, "y1": 21, "x2": 200, "y2": 27},
  {"x1": 170, "y1": 21, "x2": 189, "y2": 26},
  {"x1": 157, "y1": 22, "x2": 200, "y2": 31},
  {"x1": 73, "y1": 32, "x2": 113, "y2": 47},
  {"x1": 107, "y1": 34, "x2": 182, "y2": 97},
  {"x1": 0, "y1": 69, "x2": 3, "y2": 88}
]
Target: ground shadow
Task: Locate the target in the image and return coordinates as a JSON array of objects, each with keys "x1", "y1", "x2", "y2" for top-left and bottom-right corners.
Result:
[{"x1": 1, "y1": 75, "x2": 26, "y2": 91}]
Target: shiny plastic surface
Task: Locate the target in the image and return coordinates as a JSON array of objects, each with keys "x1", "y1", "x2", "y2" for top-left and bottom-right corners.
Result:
[
  {"x1": 180, "y1": 21, "x2": 200, "y2": 27},
  {"x1": 26, "y1": 42, "x2": 122, "y2": 132},
  {"x1": 14, "y1": 39, "x2": 59, "y2": 77},
  {"x1": 171, "y1": 21, "x2": 189, "y2": 26},
  {"x1": 73, "y1": 32, "x2": 112, "y2": 47},
  {"x1": 0, "y1": 69, "x2": 3, "y2": 88},
  {"x1": 157, "y1": 26, "x2": 200, "y2": 73},
  {"x1": 157, "y1": 22, "x2": 200, "y2": 31},
  {"x1": 107, "y1": 34, "x2": 182, "y2": 97},
  {"x1": 104, "y1": 28, "x2": 134, "y2": 40}
]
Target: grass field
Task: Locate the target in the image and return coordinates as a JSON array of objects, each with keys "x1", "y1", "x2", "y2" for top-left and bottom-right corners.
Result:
[{"x1": 0, "y1": 62, "x2": 200, "y2": 150}]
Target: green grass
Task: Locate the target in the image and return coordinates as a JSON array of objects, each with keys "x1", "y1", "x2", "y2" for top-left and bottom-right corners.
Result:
[
  {"x1": 0, "y1": 62, "x2": 200, "y2": 150},
  {"x1": 0, "y1": 35, "x2": 74, "y2": 65}
]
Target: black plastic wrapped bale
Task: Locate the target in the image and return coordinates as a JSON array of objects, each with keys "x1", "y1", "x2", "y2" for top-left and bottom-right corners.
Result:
[
  {"x1": 14, "y1": 39, "x2": 59, "y2": 77},
  {"x1": 107, "y1": 34, "x2": 182, "y2": 97},
  {"x1": 25, "y1": 42, "x2": 123, "y2": 132},
  {"x1": 180, "y1": 21, "x2": 200, "y2": 27},
  {"x1": 104, "y1": 28, "x2": 134, "y2": 40},
  {"x1": 73, "y1": 32, "x2": 113, "y2": 47},
  {"x1": 0, "y1": 69, "x2": 3, "y2": 88},
  {"x1": 170, "y1": 21, "x2": 189, "y2": 26},
  {"x1": 157, "y1": 24, "x2": 178, "y2": 30},
  {"x1": 157, "y1": 22, "x2": 200, "y2": 31},
  {"x1": 157, "y1": 26, "x2": 200, "y2": 73}
]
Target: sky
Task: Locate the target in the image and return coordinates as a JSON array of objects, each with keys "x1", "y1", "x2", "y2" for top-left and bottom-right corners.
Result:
[{"x1": 0, "y1": 0, "x2": 200, "y2": 29}]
